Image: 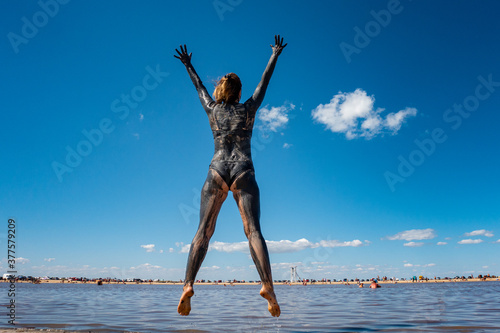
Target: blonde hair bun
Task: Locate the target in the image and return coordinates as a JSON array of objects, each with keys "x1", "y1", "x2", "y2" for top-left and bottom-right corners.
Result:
[{"x1": 213, "y1": 73, "x2": 242, "y2": 104}]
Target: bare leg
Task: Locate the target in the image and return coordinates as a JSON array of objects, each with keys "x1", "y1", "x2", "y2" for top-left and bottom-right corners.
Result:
[
  {"x1": 178, "y1": 169, "x2": 229, "y2": 316},
  {"x1": 231, "y1": 171, "x2": 281, "y2": 317}
]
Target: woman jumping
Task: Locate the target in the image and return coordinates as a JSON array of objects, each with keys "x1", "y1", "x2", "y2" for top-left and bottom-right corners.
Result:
[{"x1": 174, "y1": 35, "x2": 287, "y2": 317}]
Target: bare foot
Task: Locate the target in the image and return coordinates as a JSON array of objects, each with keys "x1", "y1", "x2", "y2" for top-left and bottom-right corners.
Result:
[
  {"x1": 260, "y1": 285, "x2": 281, "y2": 317},
  {"x1": 177, "y1": 285, "x2": 194, "y2": 316}
]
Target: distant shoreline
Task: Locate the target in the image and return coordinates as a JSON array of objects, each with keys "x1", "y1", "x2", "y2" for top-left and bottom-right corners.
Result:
[{"x1": 3, "y1": 277, "x2": 498, "y2": 286}]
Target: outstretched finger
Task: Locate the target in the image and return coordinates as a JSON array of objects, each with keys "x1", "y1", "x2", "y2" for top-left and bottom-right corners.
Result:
[
  {"x1": 183, "y1": 44, "x2": 188, "y2": 54},
  {"x1": 189, "y1": 52, "x2": 192, "y2": 58},
  {"x1": 175, "y1": 48, "x2": 183, "y2": 56},
  {"x1": 174, "y1": 55, "x2": 180, "y2": 59},
  {"x1": 280, "y1": 36, "x2": 284, "y2": 46},
  {"x1": 282, "y1": 42, "x2": 288, "y2": 48},
  {"x1": 275, "y1": 35, "x2": 278, "y2": 45}
]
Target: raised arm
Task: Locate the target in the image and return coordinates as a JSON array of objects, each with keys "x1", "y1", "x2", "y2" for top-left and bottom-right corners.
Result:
[
  {"x1": 174, "y1": 44, "x2": 214, "y2": 113},
  {"x1": 245, "y1": 35, "x2": 287, "y2": 113}
]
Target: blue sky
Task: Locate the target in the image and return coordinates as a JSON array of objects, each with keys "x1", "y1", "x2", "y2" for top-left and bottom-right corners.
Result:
[{"x1": 1, "y1": 0, "x2": 499, "y2": 281}]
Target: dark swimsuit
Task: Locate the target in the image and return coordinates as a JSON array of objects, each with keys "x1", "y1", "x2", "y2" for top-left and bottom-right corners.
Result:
[
  {"x1": 209, "y1": 108, "x2": 255, "y2": 187},
  {"x1": 184, "y1": 52, "x2": 278, "y2": 188}
]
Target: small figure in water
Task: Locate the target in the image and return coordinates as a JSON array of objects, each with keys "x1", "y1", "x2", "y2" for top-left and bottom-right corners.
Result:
[{"x1": 174, "y1": 35, "x2": 287, "y2": 317}]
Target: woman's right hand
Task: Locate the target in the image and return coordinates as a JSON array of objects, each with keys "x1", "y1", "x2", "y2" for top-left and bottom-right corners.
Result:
[
  {"x1": 270, "y1": 35, "x2": 287, "y2": 56},
  {"x1": 174, "y1": 44, "x2": 192, "y2": 66}
]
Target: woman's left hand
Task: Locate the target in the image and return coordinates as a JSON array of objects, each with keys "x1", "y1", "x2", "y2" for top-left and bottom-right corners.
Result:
[{"x1": 174, "y1": 44, "x2": 192, "y2": 65}]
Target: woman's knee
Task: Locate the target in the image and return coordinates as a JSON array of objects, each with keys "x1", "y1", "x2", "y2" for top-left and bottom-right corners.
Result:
[
  {"x1": 244, "y1": 224, "x2": 262, "y2": 239},
  {"x1": 192, "y1": 231, "x2": 212, "y2": 247}
]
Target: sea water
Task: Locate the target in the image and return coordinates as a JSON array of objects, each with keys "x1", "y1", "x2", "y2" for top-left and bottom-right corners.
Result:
[{"x1": 2, "y1": 282, "x2": 500, "y2": 332}]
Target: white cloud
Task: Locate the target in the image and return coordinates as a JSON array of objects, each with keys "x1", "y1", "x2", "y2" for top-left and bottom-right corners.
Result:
[
  {"x1": 404, "y1": 242, "x2": 424, "y2": 247},
  {"x1": 44, "y1": 258, "x2": 55, "y2": 262},
  {"x1": 283, "y1": 143, "x2": 292, "y2": 149},
  {"x1": 386, "y1": 228, "x2": 436, "y2": 241},
  {"x1": 385, "y1": 108, "x2": 418, "y2": 132},
  {"x1": 404, "y1": 262, "x2": 434, "y2": 267},
  {"x1": 180, "y1": 244, "x2": 191, "y2": 253},
  {"x1": 16, "y1": 257, "x2": 30, "y2": 264},
  {"x1": 496, "y1": 239, "x2": 500, "y2": 243},
  {"x1": 139, "y1": 113, "x2": 144, "y2": 121},
  {"x1": 169, "y1": 248, "x2": 175, "y2": 253},
  {"x1": 464, "y1": 229, "x2": 494, "y2": 237},
  {"x1": 458, "y1": 239, "x2": 483, "y2": 244},
  {"x1": 268, "y1": 238, "x2": 365, "y2": 253},
  {"x1": 436, "y1": 242, "x2": 447, "y2": 246},
  {"x1": 130, "y1": 263, "x2": 162, "y2": 270},
  {"x1": 140, "y1": 244, "x2": 155, "y2": 252},
  {"x1": 266, "y1": 239, "x2": 312, "y2": 253},
  {"x1": 210, "y1": 241, "x2": 248, "y2": 253},
  {"x1": 258, "y1": 102, "x2": 295, "y2": 132},
  {"x1": 317, "y1": 239, "x2": 364, "y2": 248},
  {"x1": 311, "y1": 89, "x2": 417, "y2": 139},
  {"x1": 270, "y1": 262, "x2": 383, "y2": 277},
  {"x1": 29, "y1": 263, "x2": 185, "y2": 280},
  {"x1": 179, "y1": 238, "x2": 367, "y2": 254},
  {"x1": 200, "y1": 265, "x2": 220, "y2": 271}
]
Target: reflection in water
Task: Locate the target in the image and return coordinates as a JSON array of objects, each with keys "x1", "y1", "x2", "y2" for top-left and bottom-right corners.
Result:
[{"x1": 3, "y1": 282, "x2": 500, "y2": 332}]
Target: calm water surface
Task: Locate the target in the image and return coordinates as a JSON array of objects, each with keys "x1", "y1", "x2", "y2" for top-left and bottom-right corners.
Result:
[{"x1": 2, "y1": 282, "x2": 500, "y2": 332}]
